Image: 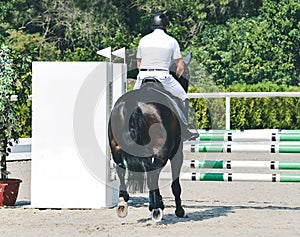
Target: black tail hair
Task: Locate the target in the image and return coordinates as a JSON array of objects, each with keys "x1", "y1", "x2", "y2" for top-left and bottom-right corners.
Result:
[
  {"x1": 124, "y1": 153, "x2": 165, "y2": 193},
  {"x1": 112, "y1": 99, "x2": 167, "y2": 193},
  {"x1": 124, "y1": 154, "x2": 147, "y2": 193}
]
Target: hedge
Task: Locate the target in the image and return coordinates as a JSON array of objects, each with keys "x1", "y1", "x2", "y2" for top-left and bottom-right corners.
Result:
[{"x1": 189, "y1": 82, "x2": 300, "y2": 129}]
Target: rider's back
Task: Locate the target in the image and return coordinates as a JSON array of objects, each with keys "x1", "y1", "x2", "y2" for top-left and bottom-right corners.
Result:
[{"x1": 137, "y1": 29, "x2": 181, "y2": 70}]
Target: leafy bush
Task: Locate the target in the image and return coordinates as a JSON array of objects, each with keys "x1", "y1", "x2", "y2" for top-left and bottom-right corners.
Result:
[
  {"x1": 189, "y1": 82, "x2": 300, "y2": 129},
  {"x1": 0, "y1": 45, "x2": 20, "y2": 179}
]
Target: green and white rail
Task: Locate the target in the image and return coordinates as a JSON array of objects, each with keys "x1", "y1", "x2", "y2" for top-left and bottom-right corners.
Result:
[
  {"x1": 183, "y1": 160, "x2": 300, "y2": 170},
  {"x1": 184, "y1": 142, "x2": 300, "y2": 153},
  {"x1": 160, "y1": 172, "x2": 300, "y2": 182},
  {"x1": 198, "y1": 129, "x2": 300, "y2": 142}
]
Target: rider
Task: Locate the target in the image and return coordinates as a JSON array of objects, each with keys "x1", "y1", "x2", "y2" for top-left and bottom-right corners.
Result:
[{"x1": 134, "y1": 12, "x2": 198, "y2": 140}]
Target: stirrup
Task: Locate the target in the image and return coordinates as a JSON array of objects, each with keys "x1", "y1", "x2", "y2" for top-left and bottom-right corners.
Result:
[{"x1": 182, "y1": 130, "x2": 199, "y2": 141}]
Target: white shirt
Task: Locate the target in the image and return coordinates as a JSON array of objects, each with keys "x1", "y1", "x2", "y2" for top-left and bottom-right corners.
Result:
[{"x1": 136, "y1": 29, "x2": 182, "y2": 70}]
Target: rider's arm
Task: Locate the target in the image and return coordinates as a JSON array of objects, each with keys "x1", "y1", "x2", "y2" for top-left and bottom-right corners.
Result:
[
  {"x1": 175, "y1": 58, "x2": 184, "y2": 78},
  {"x1": 137, "y1": 58, "x2": 142, "y2": 70}
]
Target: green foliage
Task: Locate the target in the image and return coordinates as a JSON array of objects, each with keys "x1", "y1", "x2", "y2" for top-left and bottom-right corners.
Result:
[
  {"x1": 188, "y1": 0, "x2": 300, "y2": 87},
  {"x1": 189, "y1": 82, "x2": 300, "y2": 129},
  {"x1": 0, "y1": 0, "x2": 300, "y2": 134},
  {"x1": 1, "y1": 0, "x2": 299, "y2": 86},
  {"x1": 228, "y1": 83, "x2": 300, "y2": 129},
  {"x1": 0, "y1": 46, "x2": 20, "y2": 141},
  {"x1": 4, "y1": 30, "x2": 41, "y2": 137},
  {"x1": 0, "y1": 45, "x2": 20, "y2": 179}
]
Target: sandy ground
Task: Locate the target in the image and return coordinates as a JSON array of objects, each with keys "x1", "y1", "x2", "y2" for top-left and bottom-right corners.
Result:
[{"x1": 1, "y1": 152, "x2": 300, "y2": 237}]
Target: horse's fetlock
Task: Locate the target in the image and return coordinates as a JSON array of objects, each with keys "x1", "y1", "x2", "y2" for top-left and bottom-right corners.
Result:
[{"x1": 119, "y1": 190, "x2": 130, "y2": 202}]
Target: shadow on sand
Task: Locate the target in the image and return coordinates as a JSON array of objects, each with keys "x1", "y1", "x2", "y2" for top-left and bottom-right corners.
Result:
[{"x1": 130, "y1": 197, "x2": 300, "y2": 224}]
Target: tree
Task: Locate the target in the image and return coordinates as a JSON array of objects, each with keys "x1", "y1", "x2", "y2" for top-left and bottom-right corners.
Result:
[{"x1": 189, "y1": 0, "x2": 300, "y2": 87}]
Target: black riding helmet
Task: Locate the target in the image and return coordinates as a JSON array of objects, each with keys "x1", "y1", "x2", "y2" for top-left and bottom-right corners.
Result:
[{"x1": 151, "y1": 12, "x2": 169, "y2": 30}]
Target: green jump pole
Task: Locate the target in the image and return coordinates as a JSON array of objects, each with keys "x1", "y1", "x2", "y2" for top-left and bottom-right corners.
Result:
[
  {"x1": 187, "y1": 160, "x2": 300, "y2": 170},
  {"x1": 198, "y1": 130, "x2": 300, "y2": 142},
  {"x1": 190, "y1": 143, "x2": 300, "y2": 153},
  {"x1": 279, "y1": 134, "x2": 300, "y2": 142},
  {"x1": 160, "y1": 172, "x2": 300, "y2": 182}
]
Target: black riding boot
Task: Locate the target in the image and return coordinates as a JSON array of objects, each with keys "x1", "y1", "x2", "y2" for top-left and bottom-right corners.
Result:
[{"x1": 181, "y1": 99, "x2": 199, "y2": 141}]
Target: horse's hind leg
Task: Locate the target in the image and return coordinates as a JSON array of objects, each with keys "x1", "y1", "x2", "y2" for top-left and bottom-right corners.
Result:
[
  {"x1": 116, "y1": 162, "x2": 129, "y2": 201},
  {"x1": 115, "y1": 162, "x2": 130, "y2": 218},
  {"x1": 147, "y1": 168, "x2": 165, "y2": 222},
  {"x1": 171, "y1": 177, "x2": 186, "y2": 218},
  {"x1": 170, "y1": 147, "x2": 187, "y2": 218}
]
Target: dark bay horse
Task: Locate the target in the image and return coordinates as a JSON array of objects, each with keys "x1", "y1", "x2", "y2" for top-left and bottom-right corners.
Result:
[{"x1": 108, "y1": 53, "x2": 192, "y2": 221}]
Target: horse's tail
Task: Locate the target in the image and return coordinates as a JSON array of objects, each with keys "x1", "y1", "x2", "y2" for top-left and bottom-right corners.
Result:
[
  {"x1": 124, "y1": 153, "x2": 165, "y2": 193},
  {"x1": 123, "y1": 105, "x2": 151, "y2": 193},
  {"x1": 123, "y1": 154, "x2": 147, "y2": 193},
  {"x1": 110, "y1": 95, "x2": 166, "y2": 193},
  {"x1": 124, "y1": 104, "x2": 165, "y2": 193}
]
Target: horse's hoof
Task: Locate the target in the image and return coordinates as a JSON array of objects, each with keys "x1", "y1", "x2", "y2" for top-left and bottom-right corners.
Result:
[
  {"x1": 151, "y1": 208, "x2": 163, "y2": 222},
  {"x1": 116, "y1": 198, "x2": 128, "y2": 218},
  {"x1": 175, "y1": 208, "x2": 188, "y2": 218}
]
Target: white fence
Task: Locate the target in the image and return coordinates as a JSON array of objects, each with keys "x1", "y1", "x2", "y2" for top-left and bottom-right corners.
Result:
[
  {"x1": 188, "y1": 92, "x2": 300, "y2": 130},
  {"x1": 9, "y1": 91, "x2": 300, "y2": 161}
]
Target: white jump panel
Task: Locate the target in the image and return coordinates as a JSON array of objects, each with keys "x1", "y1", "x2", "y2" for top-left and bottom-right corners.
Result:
[
  {"x1": 112, "y1": 63, "x2": 127, "y2": 106},
  {"x1": 31, "y1": 62, "x2": 119, "y2": 208}
]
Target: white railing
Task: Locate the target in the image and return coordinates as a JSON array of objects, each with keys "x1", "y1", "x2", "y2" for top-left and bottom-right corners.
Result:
[
  {"x1": 11, "y1": 91, "x2": 300, "y2": 130},
  {"x1": 7, "y1": 92, "x2": 300, "y2": 160},
  {"x1": 187, "y1": 92, "x2": 300, "y2": 130}
]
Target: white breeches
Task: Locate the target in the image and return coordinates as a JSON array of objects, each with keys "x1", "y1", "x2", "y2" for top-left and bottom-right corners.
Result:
[{"x1": 134, "y1": 70, "x2": 188, "y2": 101}]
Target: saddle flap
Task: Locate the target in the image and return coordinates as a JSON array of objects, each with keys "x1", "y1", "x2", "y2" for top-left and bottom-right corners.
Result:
[{"x1": 148, "y1": 87, "x2": 187, "y2": 126}]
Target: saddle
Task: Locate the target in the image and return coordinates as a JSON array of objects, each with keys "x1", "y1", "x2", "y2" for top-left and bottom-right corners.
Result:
[{"x1": 140, "y1": 77, "x2": 188, "y2": 126}]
